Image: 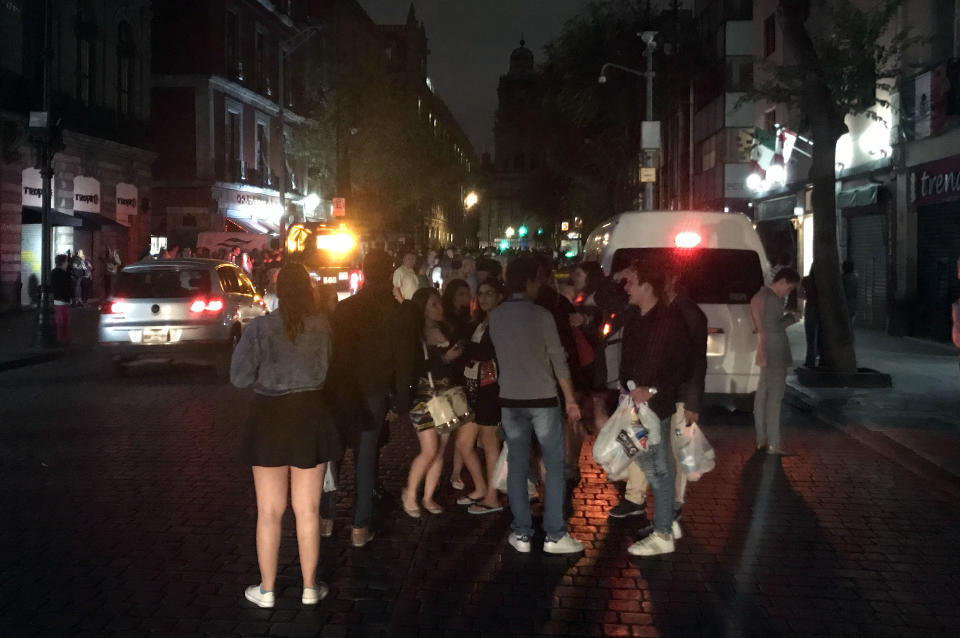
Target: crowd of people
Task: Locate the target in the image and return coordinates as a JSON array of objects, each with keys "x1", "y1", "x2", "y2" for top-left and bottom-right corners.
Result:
[{"x1": 227, "y1": 243, "x2": 813, "y2": 609}]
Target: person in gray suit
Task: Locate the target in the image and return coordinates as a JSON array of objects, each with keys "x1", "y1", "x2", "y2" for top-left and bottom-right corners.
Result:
[{"x1": 750, "y1": 267, "x2": 802, "y2": 455}]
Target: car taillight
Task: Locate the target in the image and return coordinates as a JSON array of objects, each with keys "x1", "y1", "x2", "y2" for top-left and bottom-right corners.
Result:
[
  {"x1": 190, "y1": 298, "x2": 225, "y2": 313},
  {"x1": 103, "y1": 300, "x2": 129, "y2": 314},
  {"x1": 602, "y1": 323, "x2": 612, "y2": 336},
  {"x1": 349, "y1": 270, "x2": 363, "y2": 294}
]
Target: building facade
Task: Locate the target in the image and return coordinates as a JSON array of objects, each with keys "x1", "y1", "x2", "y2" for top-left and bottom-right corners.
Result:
[
  {"x1": 152, "y1": 0, "x2": 315, "y2": 251},
  {"x1": 0, "y1": 0, "x2": 154, "y2": 308},
  {"x1": 740, "y1": 0, "x2": 960, "y2": 340},
  {"x1": 482, "y1": 40, "x2": 545, "y2": 249}
]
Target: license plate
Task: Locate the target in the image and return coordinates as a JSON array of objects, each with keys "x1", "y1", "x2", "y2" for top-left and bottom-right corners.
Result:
[
  {"x1": 322, "y1": 276, "x2": 337, "y2": 284},
  {"x1": 706, "y1": 333, "x2": 725, "y2": 356},
  {"x1": 142, "y1": 328, "x2": 168, "y2": 344}
]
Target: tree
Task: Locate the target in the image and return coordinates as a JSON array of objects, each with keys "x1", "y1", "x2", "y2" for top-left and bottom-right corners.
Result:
[
  {"x1": 746, "y1": 0, "x2": 914, "y2": 375},
  {"x1": 535, "y1": 0, "x2": 696, "y2": 231}
]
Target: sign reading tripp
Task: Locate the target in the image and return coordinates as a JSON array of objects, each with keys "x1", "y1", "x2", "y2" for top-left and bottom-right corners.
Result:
[
  {"x1": 115, "y1": 183, "x2": 138, "y2": 226},
  {"x1": 73, "y1": 176, "x2": 101, "y2": 213},
  {"x1": 910, "y1": 155, "x2": 960, "y2": 206},
  {"x1": 21, "y1": 167, "x2": 49, "y2": 208}
]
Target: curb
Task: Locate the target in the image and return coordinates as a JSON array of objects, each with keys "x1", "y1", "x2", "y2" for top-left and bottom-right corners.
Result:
[
  {"x1": 785, "y1": 384, "x2": 960, "y2": 500},
  {"x1": 0, "y1": 351, "x2": 64, "y2": 372}
]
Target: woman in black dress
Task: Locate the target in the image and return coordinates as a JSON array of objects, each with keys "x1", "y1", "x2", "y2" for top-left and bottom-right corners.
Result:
[
  {"x1": 461, "y1": 279, "x2": 506, "y2": 514},
  {"x1": 231, "y1": 264, "x2": 341, "y2": 609},
  {"x1": 401, "y1": 287, "x2": 463, "y2": 516}
]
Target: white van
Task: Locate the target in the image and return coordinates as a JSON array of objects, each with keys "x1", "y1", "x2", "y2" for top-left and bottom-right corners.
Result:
[{"x1": 582, "y1": 210, "x2": 771, "y2": 409}]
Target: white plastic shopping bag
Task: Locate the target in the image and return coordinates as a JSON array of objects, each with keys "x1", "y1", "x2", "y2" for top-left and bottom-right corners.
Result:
[
  {"x1": 672, "y1": 422, "x2": 716, "y2": 481},
  {"x1": 323, "y1": 461, "x2": 337, "y2": 493},
  {"x1": 593, "y1": 394, "x2": 660, "y2": 481},
  {"x1": 492, "y1": 443, "x2": 509, "y2": 493}
]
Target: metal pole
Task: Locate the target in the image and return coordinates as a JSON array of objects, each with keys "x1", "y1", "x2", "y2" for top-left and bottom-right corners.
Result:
[
  {"x1": 644, "y1": 36, "x2": 656, "y2": 211},
  {"x1": 36, "y1": 0, "x2": 55, "y2": 347},
  {"x1": 277, "y1": 46, "x2": 286, "y2": 250}
]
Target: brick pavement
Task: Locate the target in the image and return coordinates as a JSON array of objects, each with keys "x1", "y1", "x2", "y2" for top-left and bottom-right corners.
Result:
[{"x1": 1, "y1": 353, "x2": 959, "y2": 637}]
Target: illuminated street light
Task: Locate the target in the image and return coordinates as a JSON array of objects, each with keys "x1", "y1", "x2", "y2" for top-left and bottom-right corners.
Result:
[
  {"x1": 464, "y1": 191, "x2": 479, "y2": 209},
  {"x1": 505, "y1": 226, "x2": 515, "y2": 238}
]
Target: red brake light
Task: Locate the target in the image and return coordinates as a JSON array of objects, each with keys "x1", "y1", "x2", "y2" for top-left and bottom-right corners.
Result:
[
  {"x1": 190, "y1": 298, "x2": 224, "y2": 313},
  {"x1": 675, "y1": 231, "x2": 702, "y2": 248},
  {"x1": 349, "y1": 270, "x2": 364, "y2": 294},
  {"x1": 105, "y1": 300, "x2": 129, "y2": 314}
]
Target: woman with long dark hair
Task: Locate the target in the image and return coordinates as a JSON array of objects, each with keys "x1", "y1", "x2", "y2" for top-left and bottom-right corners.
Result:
[
  {"x1": 401, "y1": 287, "x2": 463, "y2": 516},
  {"x1": 462, "y1": 278, "x2": 506, "y2": 514},
  {"x1": 442, "y1": 277, "x2": 473, "y2": 490},
  {"x1": 231, "y1": 264, "x2": 341, "y2": 608}
]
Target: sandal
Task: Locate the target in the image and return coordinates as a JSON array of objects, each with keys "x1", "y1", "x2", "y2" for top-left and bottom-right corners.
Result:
[
  {"x1": 400, "y1": 490, "x2": 421, "y2": 519},
  {"x1": 450, "y1": 478, "x2": 465, "y2": 491},
  {"x1": 468, "y1": 502, "x2": 504, "y2": 515},
  {"x1": 423, "y1": 501, "x2": 444, "y2": 515},
  {"x1": 457, "y1": 495, "x2": 483, "y2": 506}
]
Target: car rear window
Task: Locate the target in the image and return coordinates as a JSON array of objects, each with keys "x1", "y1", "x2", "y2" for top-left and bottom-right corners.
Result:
[
  {"x1": 114, "y1": 268, "x2": 212, "y2": 299},
  {"x1": 611, "y1": 248, "x2": 764, "y2": 304}
]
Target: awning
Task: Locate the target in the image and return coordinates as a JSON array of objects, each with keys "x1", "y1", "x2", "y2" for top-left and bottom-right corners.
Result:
[
  {"x1": 837, "y1": 184, "x2": 879, "y2": 209},
  {"x1": 74, "y1": 210, "x2": 126, "y2": 230},
  {"x1": 21, "y1": 207, "x2": 82, "y2": 227},
  {"x1": 225, "y1": 216, "x2": 273, "y2": 234}
]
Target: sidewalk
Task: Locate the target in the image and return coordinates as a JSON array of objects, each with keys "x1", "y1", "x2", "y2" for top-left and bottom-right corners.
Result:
[
  {"x1": 785, "y1": 324, "x2": 960, "y2": 494},
  {"x1": 0, "y1": 305, "x2": 99, "y2": 371}
]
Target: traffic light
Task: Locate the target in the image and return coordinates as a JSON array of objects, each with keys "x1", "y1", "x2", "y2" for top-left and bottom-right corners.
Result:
[
  {"x1": 518, "y1": 225, "x2": 528, "y2": 237},
  {"x1": 499, "y1": 240, "x2": 509, "y2": 252},
  {"x1": 537, "y1": 227, "x2": 544, "y2": 236}
]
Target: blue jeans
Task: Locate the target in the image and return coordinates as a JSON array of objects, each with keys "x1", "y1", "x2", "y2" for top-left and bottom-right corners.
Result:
[
  {"x1": 502, "y1": 406, "x2": 566, "y2": 540},
  {"x1": 632, "y1": 417, "x2": 675, "y2": 535}
]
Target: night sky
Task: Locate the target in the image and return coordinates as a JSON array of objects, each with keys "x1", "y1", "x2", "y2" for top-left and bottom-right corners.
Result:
[{"x1": 358, "y1": 0, "x2": 589, "y2": 156}]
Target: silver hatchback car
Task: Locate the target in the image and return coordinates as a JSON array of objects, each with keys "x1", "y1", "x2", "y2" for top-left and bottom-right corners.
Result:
[{"x1": 98, "y1": 258, "x2": 267, "y2": 375}]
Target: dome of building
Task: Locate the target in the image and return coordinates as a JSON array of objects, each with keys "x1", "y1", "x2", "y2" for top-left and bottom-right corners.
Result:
[{"x1": 509, "y1": 38, "x2": 534, "y2": 73}]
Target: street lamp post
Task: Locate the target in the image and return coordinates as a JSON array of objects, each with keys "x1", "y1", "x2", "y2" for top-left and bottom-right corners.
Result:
[
  {"x1": 31, "y1": 0, "x2": 56, "y2": 347},
  {"x1": 598, "y1": 30, "x2": 659, "y2": 211},
  {"x1": 277, "y1": 26, "x2": 319, "y2": 249}
]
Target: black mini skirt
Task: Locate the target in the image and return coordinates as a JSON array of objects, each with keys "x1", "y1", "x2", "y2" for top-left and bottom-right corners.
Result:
[{"x1": 241, "y1": 390, "x2": 342, "y2": 469}]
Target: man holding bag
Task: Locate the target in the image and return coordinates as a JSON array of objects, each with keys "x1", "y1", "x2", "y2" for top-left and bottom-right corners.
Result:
[{"x1": 617, "y1": 261, "x2": 693, "y2": 557}]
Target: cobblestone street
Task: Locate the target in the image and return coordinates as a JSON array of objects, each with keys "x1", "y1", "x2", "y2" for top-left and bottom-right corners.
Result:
[{"x1": 1, "y1": 350, "x2": 959, "y2": 637}]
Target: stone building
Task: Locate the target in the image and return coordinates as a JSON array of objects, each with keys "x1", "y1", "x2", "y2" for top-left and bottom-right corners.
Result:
[{"x1": 0, "y1": 0, "x2": 153, "y2": 307}]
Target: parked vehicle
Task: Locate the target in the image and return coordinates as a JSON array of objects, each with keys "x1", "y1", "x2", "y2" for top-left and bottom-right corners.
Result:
[
  {"x1": 98, "y1": 258, "x2": 266, "y2": 376},
  {"x1": 285, "y1": 222, "x2": 363, "y2": 299},
  {"x1": 582, "y1": 210, "x2": 770, "y2": 410}
]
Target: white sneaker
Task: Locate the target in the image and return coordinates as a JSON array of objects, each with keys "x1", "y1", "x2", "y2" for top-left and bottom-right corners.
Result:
[
  {"x1": 543, "y1": 533, "x2": 585, "y2": 554},
  {"x1": 244, "y1": 585, "x2": 275, "y2": 608},
  {"x1": 508, "y1": 532, "x2": 531, "y2": 553},
  {"x1": 302, "y1": 582, "x2": 329, "y2": 605},
  {"x1": 672, "y1": 520, "x2": 683, "y2": 540},
  {"x1": 627, "y1": 532, "x2": 675, "y2": 557}
]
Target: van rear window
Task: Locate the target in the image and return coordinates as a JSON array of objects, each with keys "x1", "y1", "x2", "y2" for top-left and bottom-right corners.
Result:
[
  {"x1": 611, "y1": 248, "x2": 764, "y2": 304},
  {"x1": 114, "y1": 268, "x2": 212, "y2": 299}
]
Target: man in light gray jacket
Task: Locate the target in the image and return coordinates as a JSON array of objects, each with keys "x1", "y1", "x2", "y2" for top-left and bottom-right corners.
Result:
[{"x1": 489, "y1": 256, "x2": 584, "y2": 555}]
